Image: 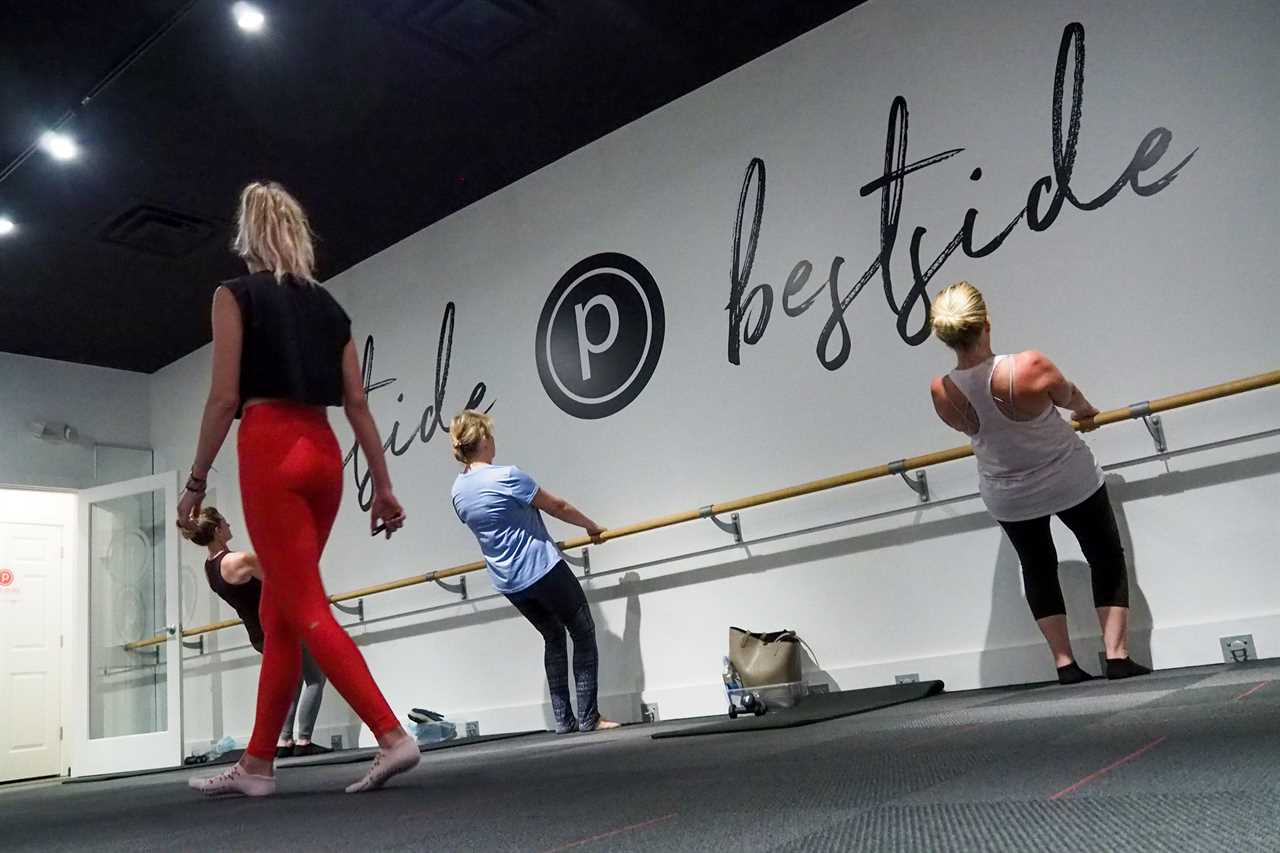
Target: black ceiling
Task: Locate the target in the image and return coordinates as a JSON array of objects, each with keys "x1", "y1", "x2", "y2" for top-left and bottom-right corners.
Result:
[{"x1": 0, "y1": 0, "x2": 865, "y2": 373}]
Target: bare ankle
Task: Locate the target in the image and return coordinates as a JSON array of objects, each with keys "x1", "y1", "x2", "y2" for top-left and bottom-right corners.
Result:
[
  {"x1": 376, "y1": 727, "x2": 409, "y2": 750},
  {"x1": 239, "y1": 754, "x2": 275, "y2": 777}
]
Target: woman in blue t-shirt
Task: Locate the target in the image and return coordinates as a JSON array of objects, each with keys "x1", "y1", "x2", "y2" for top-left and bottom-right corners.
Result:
[{"x1": 449, "y1": 411, "x2": 619, "y2": 734}]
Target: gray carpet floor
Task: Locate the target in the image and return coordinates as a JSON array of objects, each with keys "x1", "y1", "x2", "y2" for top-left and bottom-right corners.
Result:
[{"x1": 3, "y1": 659, "x2": 1278, "y2": 852}]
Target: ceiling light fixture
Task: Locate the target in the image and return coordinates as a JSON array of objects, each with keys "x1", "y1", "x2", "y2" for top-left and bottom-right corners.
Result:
[
  {"x1": 40, "y1": 131, "x2": 80, "y2": 162},
  {"x1": 232, "y1": 2, "x2": 266, "y2": 33},
  {"x1": 0, "y1": 217, "x2": 15, "y2": 236}
]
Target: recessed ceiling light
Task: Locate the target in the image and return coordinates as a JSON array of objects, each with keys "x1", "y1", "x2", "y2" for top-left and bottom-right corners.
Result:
[
  {"x1": 39, "y1": 131, "x2": 79, "y2": 162},
  {"x1": 233, "y1": 2, "x2": 266, "y2": 33},
  {"x1": 0, "y1": 217, "x2": 15, "y2": 236}
]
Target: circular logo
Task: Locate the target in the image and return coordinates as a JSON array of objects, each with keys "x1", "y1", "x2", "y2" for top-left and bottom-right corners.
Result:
[
  {"x1": 0, "y1": 569, "x2": 13, "y2": 587},
  {"x1": 535, "y1": 253, "x2": 665, "y2": 419}
]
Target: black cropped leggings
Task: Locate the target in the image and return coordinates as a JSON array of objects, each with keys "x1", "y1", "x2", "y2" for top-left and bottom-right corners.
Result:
[{"x1": 997, "y1": 484, "x2": 1130, "y2": 620}]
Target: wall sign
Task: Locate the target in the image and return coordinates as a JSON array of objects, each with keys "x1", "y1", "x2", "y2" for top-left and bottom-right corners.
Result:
[
  {"x1": 0, "y1": 568, "x2": 12, "y2": 587},
  {"x1": 535, "y1": 252, "x2": 665, "y2": 419}
]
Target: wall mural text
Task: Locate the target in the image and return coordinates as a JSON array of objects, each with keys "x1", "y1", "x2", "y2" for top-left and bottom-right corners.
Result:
[
  {"x1": 343, "y1": 301, "x2": 492, "y2": 510},
  {"x1": 726, "y1": 22, "x2": 1198, "y2": 370}
]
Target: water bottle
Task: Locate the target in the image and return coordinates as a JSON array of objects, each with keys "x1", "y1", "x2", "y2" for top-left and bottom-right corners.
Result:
[
  {"x1": 208, "y1": 735, "x2": 237, "y2": 760},
  {"x1": 722, "y1": 657, "x2": 741, "y2": 691}
]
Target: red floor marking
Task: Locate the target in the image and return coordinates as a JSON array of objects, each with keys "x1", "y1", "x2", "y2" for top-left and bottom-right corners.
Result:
[
  {"x1": 1232, "y1": 681, "x2": 1270, "y2": 702},
  {"x1": 1049, "y1": 735, "x2": 1167, "y2": 801},
  {"x1": 542, "y1": 813, "x2": 678, "y2": 852}
]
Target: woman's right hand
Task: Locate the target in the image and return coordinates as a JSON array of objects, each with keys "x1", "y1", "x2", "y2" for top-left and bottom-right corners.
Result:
[
  {"x1": 585, "y1": 522, "x2": 607, "y2": 544},
  {"x1": 371, "y1": 491, "x2": 406, "y2": 539},
  {"x1": 1072, "y1": 403, "x2": 1101, "y2": 431}
]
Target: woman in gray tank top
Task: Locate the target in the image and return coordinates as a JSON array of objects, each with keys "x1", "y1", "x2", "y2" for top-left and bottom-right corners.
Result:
[{"x1": 928, "y1": 282, "x2": 1150, "y2": 684}]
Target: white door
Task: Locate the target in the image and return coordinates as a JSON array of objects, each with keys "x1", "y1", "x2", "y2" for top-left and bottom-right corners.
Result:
[
  {"x1": 0, "y1": 522, "x2": 64, "y2": 783},
  {"x1": 71, "y1": 473, "x2": 182, "y2": 777}
]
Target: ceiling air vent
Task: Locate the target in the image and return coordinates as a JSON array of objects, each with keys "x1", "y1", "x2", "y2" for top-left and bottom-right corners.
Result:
[
  {"x1": 99, "y1": 204, "x2": 219, "y2": 258},
  {"x1": 399, "y1": 0, "x2": 538, "y2": 62}
]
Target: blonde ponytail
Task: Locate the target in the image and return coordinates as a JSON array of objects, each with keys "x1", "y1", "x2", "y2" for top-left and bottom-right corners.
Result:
[
  {"x1": 232, "y1": 181, "x2": 317, "y2": 283},
  {"x1": 931, "y1": 281, "x2": 989, "y2": 349},
  {"x1": 450, "y1": 410, "x2": 494, "y2": 464}
]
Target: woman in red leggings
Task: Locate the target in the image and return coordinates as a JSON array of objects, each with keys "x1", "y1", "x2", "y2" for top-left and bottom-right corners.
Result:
[{"x1": 180, "y1": 181, "x2": 418, "y2": 796}]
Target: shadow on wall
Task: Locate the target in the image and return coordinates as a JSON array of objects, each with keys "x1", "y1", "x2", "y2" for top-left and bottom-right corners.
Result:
[
  {"x1": 176, "y1": 446, "x2": 1280, "y2": 732},
  {"x1": 538, "y1": 571, "x2": 646, "y2": 730},
  {"x1": 800, "y1": 641, "x2": 838, "y2": 692},
  {"x1": 353, "y1": 508, "x2": 998, "y2": 650}
]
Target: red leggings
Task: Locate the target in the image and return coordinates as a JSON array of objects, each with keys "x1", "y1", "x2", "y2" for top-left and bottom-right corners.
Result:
[{"x1": 238, "y1": 402, "x2": 398, "y2": 760}]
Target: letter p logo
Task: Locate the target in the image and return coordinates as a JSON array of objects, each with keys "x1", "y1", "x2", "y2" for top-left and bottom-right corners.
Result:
[
  {"x1": 536, "y1": 253, "x2": 665, "y2": 419},
  {"x1": 574, "y1": 295, "x2": 620, "y2": 381}
]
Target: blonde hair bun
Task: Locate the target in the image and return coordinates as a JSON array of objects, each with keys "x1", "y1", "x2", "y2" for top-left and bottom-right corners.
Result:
[
  {"x1": 931, "y1": 281, "x2": 988, "y2": 348},
  {"x1": 449, "y1": 410, "x2": 494, "y2": 463}
]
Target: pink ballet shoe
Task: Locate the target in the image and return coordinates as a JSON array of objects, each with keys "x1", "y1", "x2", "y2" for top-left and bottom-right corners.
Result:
[
  {"x1": 345, "y1": 736, "x2": 421, "y2": 794},
  {"x1": 188, "y1": 763, "x2": 276, "y2": 797}
]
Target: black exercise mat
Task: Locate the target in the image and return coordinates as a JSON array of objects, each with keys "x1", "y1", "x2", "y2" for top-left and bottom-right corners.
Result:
[{"x1": 651, "y1": 681, "x2": 945, "y2": 739}]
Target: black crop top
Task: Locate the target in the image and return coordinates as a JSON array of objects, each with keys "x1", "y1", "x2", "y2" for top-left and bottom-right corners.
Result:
[
  {"x1": 220, "y1": 272, "x2": 352, "y2": 416},
  {"x1": 204, "y1": 552, "x2": 265, "y2": 652}
]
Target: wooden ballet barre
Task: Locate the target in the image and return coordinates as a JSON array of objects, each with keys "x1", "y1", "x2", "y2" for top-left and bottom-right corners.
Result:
[{"x1": 124, "y1": 367, "x2": 1280, "y2": 652}]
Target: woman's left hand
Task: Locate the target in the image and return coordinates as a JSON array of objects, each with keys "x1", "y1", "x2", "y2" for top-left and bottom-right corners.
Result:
[{"x1": 177, "y1": 486, "x2": 204, "y2": 531}]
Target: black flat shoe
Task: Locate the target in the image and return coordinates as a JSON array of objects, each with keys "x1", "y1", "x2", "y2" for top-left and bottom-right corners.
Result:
[
  {"x1": 1105, "y1": 657, "x2": 1152, "y2": 680},
  {"x1": 292, "y1": 742, "x2": 333, "y2": 757},
  {"x1": 275, "y1": 745, "x2": 294, "y2": 759}
]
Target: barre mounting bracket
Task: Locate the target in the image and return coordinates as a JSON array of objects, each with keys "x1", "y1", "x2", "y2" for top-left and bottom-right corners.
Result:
[
  {"x1": 332, "y1": 598, "x2": 365, "y2": 621},
  {"x1": 435, "y1": 575, "x2": 468, "y2": 600},
  {"x1": 700, "y1": 507, "x2": 742, "y2": 543},
  {"x1": 1143, "y1": 414, "x2": 1167, "y2": 454},
  {"x1": 181, "y1": 635, "x2": 205, "y2": 654},
  {"x1": 888, "y1": 460, "x2": 930, "y2": 503},
  {"x1": 563, "y1": 547, "x2": 592, "y2": 576}
]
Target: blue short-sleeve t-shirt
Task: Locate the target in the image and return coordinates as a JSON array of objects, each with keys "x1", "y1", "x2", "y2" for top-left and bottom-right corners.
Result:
[{"x1": 451, "y1": 464, "x2": 561, "y2": 594}]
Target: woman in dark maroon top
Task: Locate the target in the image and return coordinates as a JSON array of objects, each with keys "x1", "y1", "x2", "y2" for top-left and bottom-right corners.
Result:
[
  {"x1": 183, "y1": 506, "x2": 332, "y2": 757},
  {"x1": 179, "y1": 182, "x2": 416, "y2": 797}
]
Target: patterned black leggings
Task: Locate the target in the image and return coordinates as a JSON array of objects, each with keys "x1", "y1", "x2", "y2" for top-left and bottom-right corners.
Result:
[
  {"x1": 505, "y1": 560, "x2": 600, "y2": 733},
  {"x1": 998, "y1": 485, "x2": 1130, "y2": 620}
]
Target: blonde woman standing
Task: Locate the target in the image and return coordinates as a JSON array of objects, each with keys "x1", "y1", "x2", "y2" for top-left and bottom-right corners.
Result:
[
  {"x1": 928, "y1": 281, "x2": 1150, "y2": 684},
  {"x1": 180, "y1": 182, "x2": 417, "y2": 797},
  {"x1": 449, "y1": 411, "x2": 620, "y2": 733}
]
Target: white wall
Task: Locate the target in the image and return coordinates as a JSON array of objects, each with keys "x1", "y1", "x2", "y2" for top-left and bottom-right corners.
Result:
[
  {"x1": 0, "y1": 353, "x2": 152, "y2": 490},
  {"x1": 150, "y1": 0, "x2": 1280, "y2": 747}
]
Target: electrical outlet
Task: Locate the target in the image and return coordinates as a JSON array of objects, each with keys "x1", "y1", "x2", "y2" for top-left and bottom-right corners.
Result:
[
  {"x1": 1221, "y1": 634, "x2": 1255, "y2": 664},
  {"x1": 895, "y1": 673, "x2": 920, "y2": 684},
  {"x1": 642, "y1": 703, "x2": 660, "y2": 723},
  {"x1": 808, "y1": 683, "x2": 831, "y2": 695},
  {"x1": 465, "y1": 721, "x2": 480, "y2": 738},
  {"x1": 330, "y1": 734, "x2": 343, "y2": 750}
]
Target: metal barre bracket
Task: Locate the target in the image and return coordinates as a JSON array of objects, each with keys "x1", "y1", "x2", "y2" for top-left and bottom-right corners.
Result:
[
  {"x1": 181, "y1": 635, "x2": 205, "y2": 654},
  {"x1": 888, "y1": 460, "x2": 930, "y2": 503},
  {"x1": 562, "y1": 547, "x2": 592, "y2": 576},
  {"x1": 435, "y1": 576, "x2": 468, "y2": 600},
  {"x1": 332, "y1": 598, "x2": 365, "y2": 621},
  {"x1": 1127, "y1": 400, "x2": 1168, "y2": 454},
  {"x1": 1144, "y1": 415, "x2": 1168, "y2": 454},
  {"x1": 699, "y1": 506, "x2": 743, "y2": 543}
]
